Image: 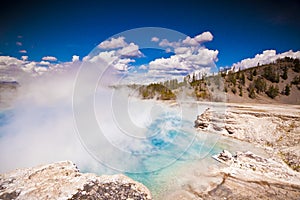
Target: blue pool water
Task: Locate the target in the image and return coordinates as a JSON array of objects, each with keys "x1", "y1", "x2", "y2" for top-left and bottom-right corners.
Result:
[
  {"x1": 121, "y1": 108, "x2": 224, "y2": 198},
  {"x1": 0, "y1": 103, "x2": 226, "y2": 199}
]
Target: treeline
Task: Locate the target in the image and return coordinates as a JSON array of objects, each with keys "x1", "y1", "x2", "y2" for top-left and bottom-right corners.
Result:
[
  {"x1": 136, "y1": 57, "x2": 300, "y2": 101},
  {"x1": 139, "y1": 83, "x2": 176, "y2": 100},
  {"x1": 222, "y1": 57, "x2": 300, "y2": 99}
]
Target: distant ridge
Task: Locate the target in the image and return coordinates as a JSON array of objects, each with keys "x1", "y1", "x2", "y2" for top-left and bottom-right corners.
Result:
[{"x1": 134, "y1": 57, "x2": 300, "y2": 105}]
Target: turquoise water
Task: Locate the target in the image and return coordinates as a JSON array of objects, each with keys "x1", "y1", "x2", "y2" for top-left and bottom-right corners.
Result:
[
  {"x1": 120, "y1": 107, "x2": 224, "y2": 198},
  {"x1": 0, "y1": 103, "x2": 237, "y2": 199}
]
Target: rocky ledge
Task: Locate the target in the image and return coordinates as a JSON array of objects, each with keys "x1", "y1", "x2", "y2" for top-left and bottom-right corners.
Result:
[
  {"x1": 191, "y1": 104, "x2": 300, "y2": 199},
  {"x1": 0, "y1": 161, "x2": 152, "y2": 200},
  {"x1": 195, "y1": 104, "x2": 300, "y2": 172},
  {"x1": 212, "y1": 150, "x2": 300, "y2": 185},
  {"x1": 206, "y1": 150, "x2": 300, "y2": 199}
]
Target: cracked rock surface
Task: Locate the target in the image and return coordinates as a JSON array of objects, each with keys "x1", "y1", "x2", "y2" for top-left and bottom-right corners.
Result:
[{"x1": 0, "y1": 161, "x2": 152, "y2": 200}]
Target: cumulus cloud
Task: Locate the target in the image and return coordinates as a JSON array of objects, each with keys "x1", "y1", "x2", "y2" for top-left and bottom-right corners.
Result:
[
  {"x1": 133, "y1": 31, "x2": 218, "y2": 83},
  {"x1": 151, "y1": 37, "x2": 159, "y2": 42},
  {"x1": 113, "y1": 58, "x2": 135, "y2": 71},
  {"x1": 21, "y1": 56, "x2": 28, "y2": 61},
  {"x1": 138, "y1": 65, "x2": 148, "y2": 70},
  {"x1": 159, "y1": 39, "x2": 179, "y2": 48},
  {"x1": 88, "y1": 51, "x2": 117, "y2": 64},
  {"x1": 148, "y1": 48, "x2": 218, "y2": 77},
  {"x1": 117, "y1": 43, "x2": 142, "y2": 57},
  {"x1": 19, "y1": 50, "x2": 27, "y2": 53},
  {"x1": 98, "y1": 36, "x2": 127, "y2": 49},
  {"x1": 40, "y1": 61, "x2": 50, "y2": 65},
  {"x1": 182, "y1": 36, "x2": 199, "y2": 46},
  {"x1": 231, "y1": 49, "x2": 300, "y2": 71},
  {"x1": 85, "y1": 37, "x2": 143, "y2": 72},
  {"x1": 0, "y1": 55, "x2": 80, "y2": 81},
  {"x1": 182, "y1": 32, "x2": 213, "y2": 46},
  {"x1": 174, "y1": 47, "x2": 192, "y2": 55},
  {"x1": 84, "y1": 50, "x2": 135, "y2": 72},
  {"x1": 0, "y1": 56, "x2": 23, "y2": 66},
  {"x1": 194, "y1": 31, "x2": 213, "y2": 43},
  {"x1": 114, "y1": 31, "x2": 219, "y2": 84},
  {"x1": 72, "y1": 55, "x2": 80, "y2": 62},
  {"x1": 42, "y1": 56, "x2": 57, "y2": 62}
]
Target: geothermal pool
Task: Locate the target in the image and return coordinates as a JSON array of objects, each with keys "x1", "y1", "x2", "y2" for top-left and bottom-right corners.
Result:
[{"x1": 0, "y1": 89, "x2": 265, "y2": 199}]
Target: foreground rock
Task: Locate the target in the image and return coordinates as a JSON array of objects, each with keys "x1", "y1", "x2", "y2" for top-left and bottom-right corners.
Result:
[
  {"x1": 186, "y1": 103, "x2": 300, "y2": 199},
  {"x1": 0, "y1": 161, "x2": 152, "y2": 200},
  {"x1": 213, "y1": 150, "x2": 300, "y2": 185},
  {"x1": 195, "y1": 103, "x2": 300, "y2": 172},
  {"x1": 207, "y1": 150, "x2": 300, "y2": 199}
]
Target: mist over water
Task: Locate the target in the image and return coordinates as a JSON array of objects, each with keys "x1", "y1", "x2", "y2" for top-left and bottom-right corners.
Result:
[
  {"x1": 0, "y1": 64, "x2": 224, "y2": 193},
  {"x1": 0, "y1": 28, "x2": 229, "y2": 198}
]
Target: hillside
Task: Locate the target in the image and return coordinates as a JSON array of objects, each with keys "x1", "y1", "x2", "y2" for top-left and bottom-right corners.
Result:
[
  {"x1": 137, "y1": 57, "x2": 300, "y2": 104},
  {"x1": 222, "y1": 57, "x2": 300, "y2": 104}
]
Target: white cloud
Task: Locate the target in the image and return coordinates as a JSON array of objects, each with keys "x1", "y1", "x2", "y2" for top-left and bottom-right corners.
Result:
[
  {"x1": 0, "y1": 55, "x2": 80, "y2": 81},
  {"x1": 148, "y1": 48, "x2": 218, "y2": 77},
  {"x1": 194, "y1": 31, "x2": 213, "y2": 43},
  {"x1": 182, "y1": 36, "x2": 199, "y2": 46},
  {"x1": 22, "y1": 62, "x2": 36, "y2": 72},
  {"x1": 158, "y1": 39, "x2": 179, "y2": 48},
  {"x1": 1, "y1": 32, "x2": 218, "y2": 84},
  {"x1": 89, "y1": 50, "x2": 117, "y2": 64},
  {"x1": 34, "y1": 66, "x2": 48, "y2": 74},
  {"x1": 82, "y1": 55, "x2": 90, "y2": 62},
  {"x1": 117, "y1": 43, "x2": 142, "y2": 57},
  {"x1": 157, "y1": 31, "x2": 215, "y2": 50},
  {"x1": 40, "y1": 61, "x2": 50, "y2": 65},
  {"x1": 174, "y1": 47, "x2": 192, "y2": 55},
  {"x1": 21, "y1": 56, "x2": 28, "y2": 61},
  {"x1": 151, "y1": 37, "x2": 159, "y2": 42},
  {"x1": 85, "y1": 37, "x2": 143, "y2": 72},
  {"x1": 144, "y1": 45, "x2": 218, "y2": 82},
  {"x1": 231, "y1": 50, "x2": 300, "y2": 71},
  {"x1": 0, "y1": 56, "x2": 23, "y2": 66},
  {"x1": 113, "y1": 58, "x2": 134, "y2": 71},
  {"x1": 185, "y1": 48, "x2": 218, "y2": 65},
  {"x1": 42, "y1": 56, "x2": 57, "y2": 62},
  {"x1": 98, "y1": 36, "x2": 127, "y2": 49},
  {"x1": 19, "y1": 50, "x2": 27, "y2": 53},
  {"x1": 119, "y1": 31, "x2": 218, "y2": 84},
  {"x1": 138, "y1": 65, "x2": 148, "y2": 70},
  {"x1": 16, "y1": 42, "x2": 22, "y2": 46},
  {"x1": 182, "y1": 32, "x2": 213, "y2": 46},
  {"x1": 85, "y1": 50, "x2": 135, "y2": 72},
  {"x1": 72, "y1": 55, "x2": 80, "y2": 62}
]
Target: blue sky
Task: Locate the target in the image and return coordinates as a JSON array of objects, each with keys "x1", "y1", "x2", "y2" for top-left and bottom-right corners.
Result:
[{"x1": 0, "y1": 0, "x2": 300, "y2": 68}]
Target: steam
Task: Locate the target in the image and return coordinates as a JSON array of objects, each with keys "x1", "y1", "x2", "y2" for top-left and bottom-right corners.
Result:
[
  {"x1": 0, "y1": 64, "x2": 111, "y2": 173},
  {"x1": 0, "y1": 58, "x2": 218, "y2": 174},
  {"x1": 0, "y1": 27, "x2": 224, "y2": 175}
]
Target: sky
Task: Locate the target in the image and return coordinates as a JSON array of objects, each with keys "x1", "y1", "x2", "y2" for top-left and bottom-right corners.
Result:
[{"x1": 0, "y1": 0, "x2": 300, "y2": 80}]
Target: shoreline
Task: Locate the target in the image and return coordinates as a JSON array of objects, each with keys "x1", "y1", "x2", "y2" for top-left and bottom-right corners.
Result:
[{"x1": 181, "y1": 102, "x2": 300, "y2": 199}]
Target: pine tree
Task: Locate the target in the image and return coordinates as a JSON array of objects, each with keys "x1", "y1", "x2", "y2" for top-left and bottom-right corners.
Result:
[
  {"x1": 281, "y1": 67, "x2": 288, "y2": 80},
  {"x1": 285, "y1": 84, "x2": 290, "y2": 96}
]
